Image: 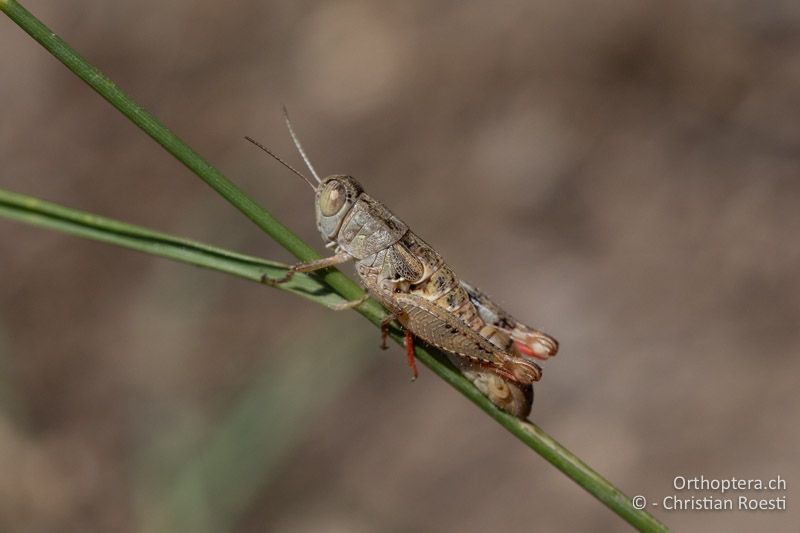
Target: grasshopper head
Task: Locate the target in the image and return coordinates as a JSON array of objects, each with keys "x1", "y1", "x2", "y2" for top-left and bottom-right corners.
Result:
[{"x1": 315, "y1": 175, "x2": 364, "y2": 241}]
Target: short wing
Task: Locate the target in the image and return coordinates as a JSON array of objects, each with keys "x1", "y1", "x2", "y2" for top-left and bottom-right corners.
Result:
[{"x1": 393, "y1": 293, "x2": 541, "y2": 383}]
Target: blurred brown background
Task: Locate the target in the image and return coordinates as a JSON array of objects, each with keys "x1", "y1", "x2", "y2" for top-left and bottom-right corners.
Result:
[{"x1": 1, "y1": 1, "x2": 798, "y2": 531}]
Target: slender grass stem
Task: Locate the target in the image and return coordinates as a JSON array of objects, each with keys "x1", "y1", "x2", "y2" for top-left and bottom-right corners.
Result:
[
  {"x1": 1, "y1": 1, "x2": 667, "y2": 530},
  {"x1": 0, "y1": 187, "x2": 347, "y2": 309}
]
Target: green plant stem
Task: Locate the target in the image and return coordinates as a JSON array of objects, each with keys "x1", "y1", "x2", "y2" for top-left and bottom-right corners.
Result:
[
  {"x1": 1, "y1": 1, "x2": 667, "y2": 530},
  {"x1": 0, "y1": 187, "x2": 347, "y2": 309}
]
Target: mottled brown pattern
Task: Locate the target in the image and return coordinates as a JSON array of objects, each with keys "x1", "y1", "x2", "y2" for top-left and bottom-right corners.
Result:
[{"x1": 340, "y1": 188, "x2": 550, "y2": 415}]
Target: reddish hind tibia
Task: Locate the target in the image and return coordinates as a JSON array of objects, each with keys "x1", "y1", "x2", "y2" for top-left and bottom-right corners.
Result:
[{"x1": 404, "y1": 329, "x2": 419, "y2": 381}]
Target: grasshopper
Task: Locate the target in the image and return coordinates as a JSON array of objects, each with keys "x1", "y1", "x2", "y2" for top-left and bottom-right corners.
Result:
[{"x1": 246, "y1": 113, "x2": 558, "y2": 418}]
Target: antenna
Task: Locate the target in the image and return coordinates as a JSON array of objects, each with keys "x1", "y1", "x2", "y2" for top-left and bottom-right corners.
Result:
[
  {"x1": 244, "y1": 136, "x2": 318, "y2": 191},
  {"x1": 282, "y1": 105, "x2": 322, "y2": 184}
]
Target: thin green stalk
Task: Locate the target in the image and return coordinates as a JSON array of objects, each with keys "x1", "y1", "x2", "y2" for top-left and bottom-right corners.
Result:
[
  {"x1": 1, "y1": 1, "x2": 667, "y2": 530},
  {"x1": 0, "y1": 187, "x2": 348, "y2": 309}
]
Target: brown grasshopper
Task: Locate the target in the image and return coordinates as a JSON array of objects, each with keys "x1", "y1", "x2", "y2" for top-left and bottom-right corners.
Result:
[{"x1": 246, "y1": 113, "x2": 558, "y2": 418}]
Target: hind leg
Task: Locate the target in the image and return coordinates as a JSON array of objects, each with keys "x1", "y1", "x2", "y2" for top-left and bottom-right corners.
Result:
[
  {"x1": 404, "y1": 329, "x2": 419, "y2": 381},
  {"x1": 380, "y1": 313, "x2": 418, "y2": 380}
]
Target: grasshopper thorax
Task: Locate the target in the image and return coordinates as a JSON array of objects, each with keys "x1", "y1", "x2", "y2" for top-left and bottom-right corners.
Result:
[{"x1": 315, "y1": 175, "x2": 364, "y2": 241}]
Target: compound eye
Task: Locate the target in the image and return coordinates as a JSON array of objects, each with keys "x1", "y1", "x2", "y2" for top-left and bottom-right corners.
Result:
[{"x1": 320, "y1": 181, "x2": 346, "y2": 216}]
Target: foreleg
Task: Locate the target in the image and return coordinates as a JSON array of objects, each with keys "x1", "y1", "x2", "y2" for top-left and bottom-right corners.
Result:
[{"x1": 261, "y1": 251, "x2": 352, "y2": 285}]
